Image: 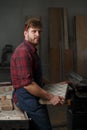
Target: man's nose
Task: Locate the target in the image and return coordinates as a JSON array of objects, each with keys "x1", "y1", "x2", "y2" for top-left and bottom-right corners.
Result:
[{"x1": 36, "y1": 31, "x2": 40, "y2": 36}]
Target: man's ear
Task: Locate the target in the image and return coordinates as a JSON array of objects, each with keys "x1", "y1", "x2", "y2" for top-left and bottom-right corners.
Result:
[
  {"x1": 24, "y1": 30, "x2": 27, "y2": 36},
  {"x1": 24, "y1": 30, "x2": 28, "y2": 40}
]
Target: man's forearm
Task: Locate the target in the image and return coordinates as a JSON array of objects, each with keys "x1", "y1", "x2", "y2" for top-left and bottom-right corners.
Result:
[{"x1": 24, "y1": 81, "x2": 53, "y2": 100}]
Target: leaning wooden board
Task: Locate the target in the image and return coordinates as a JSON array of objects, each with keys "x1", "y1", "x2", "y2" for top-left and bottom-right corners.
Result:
[
  {"x1": 39, "y1": 83, "x2": 68, "y2": 104},
  {"x1": 75, "y1": 15, "x2": 87, "y2": 76}
]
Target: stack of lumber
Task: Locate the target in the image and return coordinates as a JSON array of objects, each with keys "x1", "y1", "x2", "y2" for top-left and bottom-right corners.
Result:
[{"x1": 0, "y1": 83, "x2": 13, "y2": 110}]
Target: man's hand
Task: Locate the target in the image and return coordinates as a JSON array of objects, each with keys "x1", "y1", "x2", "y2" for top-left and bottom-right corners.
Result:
[{"x1": 49, "y1": 95, "x2": 65, "y2": 106}]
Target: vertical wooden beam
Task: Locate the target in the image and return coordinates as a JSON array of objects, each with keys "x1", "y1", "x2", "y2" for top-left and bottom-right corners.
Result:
[
  {"x1": 75, "y1": 15, "x2": 87, "y2": 76},
  {"x1": 49, "y1": 8, "x2": 63, "y2": 83},
  {"x1": 49, "y1": 8, "x2": 73, "y2": 83}
]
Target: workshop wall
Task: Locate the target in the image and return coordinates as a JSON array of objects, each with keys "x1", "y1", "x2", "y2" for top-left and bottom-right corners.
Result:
[{"x1": 0, "y1": 0, "x2": 87, "y2": 81}]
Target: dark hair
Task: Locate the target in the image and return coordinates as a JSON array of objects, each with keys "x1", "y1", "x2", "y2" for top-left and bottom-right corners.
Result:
[{"x1": 24, "y1": 17, "x2": 42, "y2": 31}]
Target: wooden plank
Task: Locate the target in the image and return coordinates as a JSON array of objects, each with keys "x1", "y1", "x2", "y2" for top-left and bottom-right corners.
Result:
[
  {"x1": 49, "y1": 8, "x2": 64, "y2": 48},
  {"x1": 62, "y1": 9, "x2": 73, "y2": 80},
  {"x1": 49, "y1": 8, "x2": 70, "y2": 82},
  {"x1": 49, "y1": 8, "x2": 63, "y2": 83},
  {"x1": 75, "y1": 15, "x2": 87, "y2": 76},
  {"x1": 50, "y1": 48, "x2": 61, "y2": 83},
  {"x1": 63, "y1": 49, "x2": 73, "y2": 79},
  {"x1": 39, "y1": 82, "x2": 68, "y2": 104},
  {"x1": 63, "y1": 8, "x2": 69, "y2": 50}
]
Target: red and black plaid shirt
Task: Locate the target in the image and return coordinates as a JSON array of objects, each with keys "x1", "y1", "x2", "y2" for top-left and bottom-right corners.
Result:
[{"x1": 10, "y1": 40, "x2": 42, "y2": 89}]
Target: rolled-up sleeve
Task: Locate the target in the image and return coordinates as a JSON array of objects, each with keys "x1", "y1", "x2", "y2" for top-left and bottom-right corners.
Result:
[{"x1": 11, "y1": 47, "x2": 33, "y2": 88}]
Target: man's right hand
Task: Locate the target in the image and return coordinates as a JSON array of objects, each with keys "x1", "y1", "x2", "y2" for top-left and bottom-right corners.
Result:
[{"x1": 49, "y1": 95, "x2": 64, "y2": 106}]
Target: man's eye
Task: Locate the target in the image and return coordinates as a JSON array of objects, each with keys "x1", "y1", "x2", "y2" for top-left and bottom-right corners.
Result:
[
  {"x1": 32, "y1": 30, "x2": 35, "y2": 33},
  {"x1": 32, "y1": 30, "x2": 41, "y2": 34},
  {"x1": 32, "y1": 30, "x2": 36, "y2": 33}
]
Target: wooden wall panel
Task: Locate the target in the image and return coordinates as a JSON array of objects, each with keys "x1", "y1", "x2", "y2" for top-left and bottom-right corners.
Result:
[
  {"x1": 64, "y1": 49, "x2": 73, "y2": 79},
  {"x1": 49, "y1": 8, "x2": 63, "y2": 83},
  {"x1": 75, "y1": 16, "x2": 87, "y2": 76},
  {"x1": 50, "y1": 48, "x2": 61, "y2": 83},
  {"x1": 49, "y1": 8, "x2": 73, "y2": 83}
]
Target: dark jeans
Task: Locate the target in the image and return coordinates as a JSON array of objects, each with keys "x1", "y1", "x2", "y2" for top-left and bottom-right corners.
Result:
[{"x1": 15, "y1": 87, "x2": 52, "y2": 130}]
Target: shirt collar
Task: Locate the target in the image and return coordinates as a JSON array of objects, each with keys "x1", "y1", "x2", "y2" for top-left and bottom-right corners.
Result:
[{"x1": 24, "y1": 39, "x2": 37, "y2": 53}]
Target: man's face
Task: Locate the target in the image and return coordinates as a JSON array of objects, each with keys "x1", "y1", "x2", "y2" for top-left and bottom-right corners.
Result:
[{"x1": 24, "y1": 27, "x2": 42, "y2": 46}]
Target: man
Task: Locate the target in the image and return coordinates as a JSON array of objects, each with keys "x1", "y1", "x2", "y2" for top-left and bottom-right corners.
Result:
[{"x1": 10, "y1": 17, "x2": 64, "y2": 130}]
